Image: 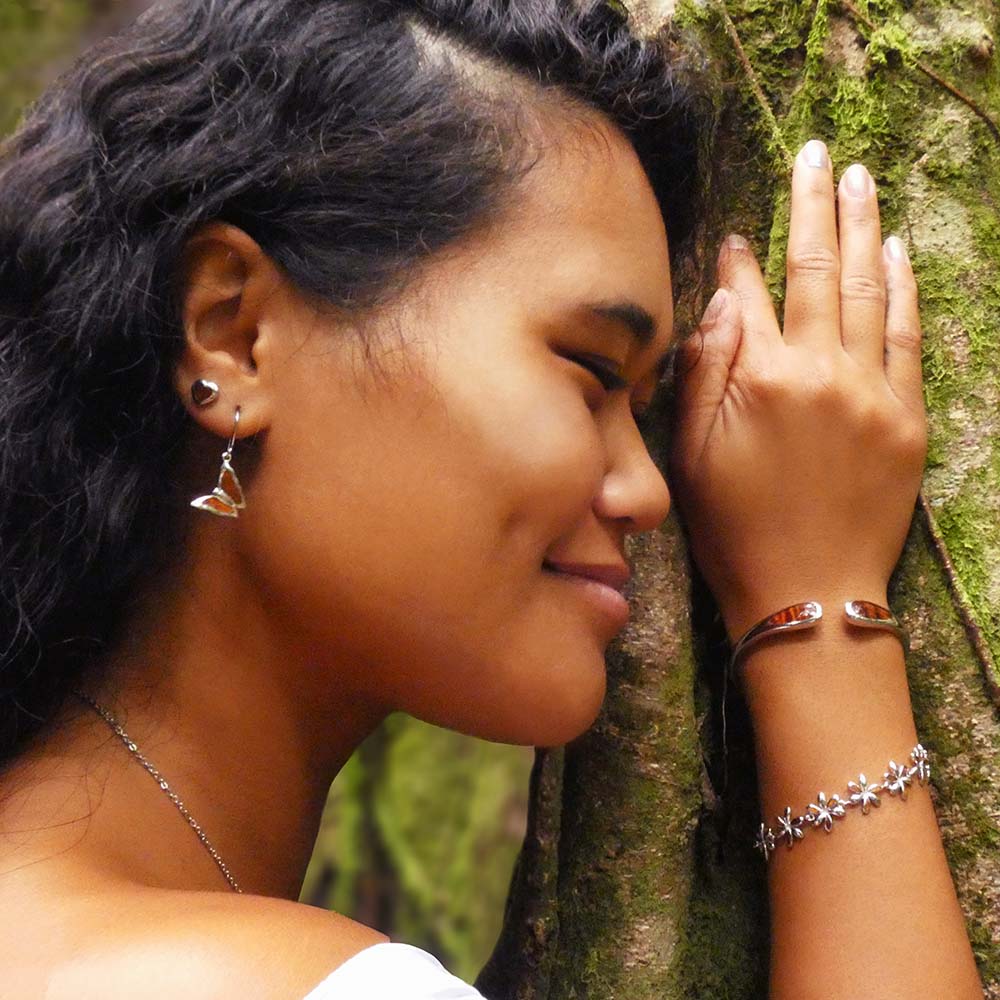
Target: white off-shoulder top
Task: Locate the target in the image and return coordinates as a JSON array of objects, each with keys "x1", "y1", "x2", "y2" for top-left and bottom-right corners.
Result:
[{"x1": 302, "y1": 941, "x2": 488, "y2": 999}]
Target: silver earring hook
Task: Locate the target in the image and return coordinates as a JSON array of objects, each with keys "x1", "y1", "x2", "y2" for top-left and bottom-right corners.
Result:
[{"x1": 223, "y1": 406, "x2": 241, "y2": 461}]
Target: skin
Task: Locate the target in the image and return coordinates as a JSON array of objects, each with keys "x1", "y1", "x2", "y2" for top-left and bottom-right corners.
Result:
[{"x1": 0, "y1": 112, "x2": 982, "y2": 996}]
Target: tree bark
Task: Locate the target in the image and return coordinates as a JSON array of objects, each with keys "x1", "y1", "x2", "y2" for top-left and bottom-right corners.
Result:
[{"x1": 477, "y1": 0, "x2": 1000, "y2": 996}]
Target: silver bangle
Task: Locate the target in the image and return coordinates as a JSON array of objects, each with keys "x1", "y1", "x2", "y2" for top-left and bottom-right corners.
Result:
[
  {"x1": 753, "y1": 743, "x2": 931, "y2": 861},
  {"x1": 728, "y1": 599, "x2": 909, "y2": 680}
]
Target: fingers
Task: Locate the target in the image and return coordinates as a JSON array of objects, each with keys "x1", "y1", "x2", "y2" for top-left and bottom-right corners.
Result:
[
  {"x1": 708, "y1": 140, "x2": 921, "y2": 417},
  {"x1": 882, "y1": 236, "x2": 924, "y2": 412},
  {"x1": 783, "y1": 140, "x2": 840, "y2": 353},
  {"x1": 837, "y1": 163, "x2": 886, "y2": 368},
  {"x1": 716, "y1": 234, "x2": 782, "y2": 358},
  {"x1": 780, "y1": 140, "x2": 897, "y2": 375}
]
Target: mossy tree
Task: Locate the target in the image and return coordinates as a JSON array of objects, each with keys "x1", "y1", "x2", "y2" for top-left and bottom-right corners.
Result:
[{"x1": 476, "y1": 0, "x2": 1000, "y2": 997}]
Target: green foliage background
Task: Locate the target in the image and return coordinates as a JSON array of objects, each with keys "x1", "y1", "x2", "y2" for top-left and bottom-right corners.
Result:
[
  {"x1": 0, "y1": 0, "x2": 90, "y2": 135},
  {"x1": 0, "y1": 0, "x2": 535, "y2": 983}
]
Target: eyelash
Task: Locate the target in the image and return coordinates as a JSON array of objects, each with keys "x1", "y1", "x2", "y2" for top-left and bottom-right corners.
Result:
[
  {"x1": 568, "y1": 353, "x2": 657, "y2": 431},
  {"x1": 568, "y1": 353, "x2": 628, "y2": 393}
]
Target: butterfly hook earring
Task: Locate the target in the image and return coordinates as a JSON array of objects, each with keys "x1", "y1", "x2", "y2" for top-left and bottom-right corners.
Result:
[{"x1": 189, "y1": 379, "x2": 247, "y2": 518}]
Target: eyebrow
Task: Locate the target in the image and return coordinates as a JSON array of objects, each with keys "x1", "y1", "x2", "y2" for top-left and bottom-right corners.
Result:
[
  {"x1": 586, "y1": 300, "x2": 676, "y2": 381},
  {"x1": 587, "y1": 301, "x2": 658, "y2": 346}
]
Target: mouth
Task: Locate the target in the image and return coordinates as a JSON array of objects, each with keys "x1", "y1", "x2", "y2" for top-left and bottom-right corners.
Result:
[
  {"x1": 541, "y1": 560, "x2": 631, "y2": 592},
  {"x1": 542, "y1": 560, "x2": 631, "y2": 628}
]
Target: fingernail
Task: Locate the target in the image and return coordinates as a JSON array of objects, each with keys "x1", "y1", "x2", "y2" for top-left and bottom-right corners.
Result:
[
  {"x1": 884, "y1": 235, "x2": 908, "y2": 263},
  {"x1": 724, "y1": 233, "x2": 749, "y2": 251},
  {"x1": 703, "y1": 287, "x2": 730, "y2": 322},
  {"x1": 843, "y1": 163, "x2": 873, "y2": 198},
  {"x1": 801, "y1": 139, "x2": 828, "y2": 169}
]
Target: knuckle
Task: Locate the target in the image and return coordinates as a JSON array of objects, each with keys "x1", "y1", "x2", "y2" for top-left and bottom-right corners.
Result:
[
  {"x1": 896, "y1": 420, "x2": 929, "y2": 462},
  {"x1": 851, "y1": 396, "x2": 892, "y2": 434},
  {"x1": 787, "y1": 244, "x2": 840, "y2": 281},
  {"x1": 847, "y1": 396, "x2": 927, "y2": 461},
  {"x1": 886, "y1": 319, "x2": 923, "y2": 352},
  {"x1": 797, "y1": 366, "x2": 841, "y2": 406},
  {"x1": 841, "y1": 272, "x2": 887, "y2": 307},
  {"x1": 730, "y1": 285, "x2": 756, "y2": 312},
  {"x1": 841, "y1": 202, "x2": 881, "y2": 228}
]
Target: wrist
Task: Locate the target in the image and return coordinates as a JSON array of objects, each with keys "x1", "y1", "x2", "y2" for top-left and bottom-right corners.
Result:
[{"x1": 732, "y1": 606, "x2": 914, "y2": 736}]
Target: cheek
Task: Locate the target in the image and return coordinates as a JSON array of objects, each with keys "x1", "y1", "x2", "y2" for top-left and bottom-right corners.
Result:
[
  {"x1": 233, "y1": 355, "x2": 608, "y2": 743},
  {"x1": 246, "y1": 365, "x2": 602, "y2": 604},
  {"x1": 478, "y1": 381, "x2": 605, "y2": 535}
]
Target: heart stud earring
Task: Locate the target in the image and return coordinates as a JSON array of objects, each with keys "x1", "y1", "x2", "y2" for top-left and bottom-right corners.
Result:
[
  {"x1": 191, "y1": 378, "x2": 220, "y2": 407},
  {"x1": 190, "y1": 404, "x2": 246, "y2": 518}
]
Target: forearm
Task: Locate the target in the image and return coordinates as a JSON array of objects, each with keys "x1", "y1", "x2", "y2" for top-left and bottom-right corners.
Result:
[{"x1": 729, "y1": 587, "x2": 984, "y2": 1000}]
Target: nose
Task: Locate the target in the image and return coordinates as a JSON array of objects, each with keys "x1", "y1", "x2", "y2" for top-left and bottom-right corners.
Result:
[{"x1": 592, "y1": 426, "x2": 672, "y2": 534}]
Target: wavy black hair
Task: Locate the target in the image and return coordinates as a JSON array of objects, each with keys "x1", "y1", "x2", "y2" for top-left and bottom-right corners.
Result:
[{"x1": 0, "y1": 0, "x2": 716, "y2": 768}]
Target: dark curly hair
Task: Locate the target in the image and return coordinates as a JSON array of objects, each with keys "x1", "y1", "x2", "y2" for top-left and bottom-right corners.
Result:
[{"x1": 0, "y1": 0, "x2": 716, "y2": 768}]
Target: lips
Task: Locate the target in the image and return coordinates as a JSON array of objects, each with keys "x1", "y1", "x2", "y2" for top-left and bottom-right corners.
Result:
[{"x1": 542, "y1": 560, "x2": 631, "y2": 592}]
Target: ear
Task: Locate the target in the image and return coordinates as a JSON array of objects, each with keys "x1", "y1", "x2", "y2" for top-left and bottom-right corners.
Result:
[{"x1": 173, "y1": 221, "x2": 282, "y2": 441}]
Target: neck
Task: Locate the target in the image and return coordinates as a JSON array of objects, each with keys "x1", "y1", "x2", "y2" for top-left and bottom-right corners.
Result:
[{"x1": 21, "y1": 529, "x2": 388, "y2": 900}]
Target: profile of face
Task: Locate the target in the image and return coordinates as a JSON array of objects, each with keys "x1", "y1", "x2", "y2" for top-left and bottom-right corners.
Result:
[{"x1": 175, "y1": 114, "x2": 674, "y2": 751}]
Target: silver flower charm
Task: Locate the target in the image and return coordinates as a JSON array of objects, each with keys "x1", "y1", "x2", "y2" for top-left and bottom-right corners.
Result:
[
  {"x1": 883, "y1": 759, "x2": 914, "y2": 799},
  {"x1": 910, "y1": 744, "x2": 931, "y2": 784},
  {"x1": 775, "y1": 806, "x2": 806, "y2": 848},
  {"x1": 847, "y1": 773, "x2": 882, "y2": 815},
  {"x1": 807, "y1": 791, "x2": 846, "y2": 832},
  {"x1": 748, "y1": 742, "x2": 932, "y2": 857},
  {"x1": 754, "y1": 822, "x2": 776, "y2": 861}
]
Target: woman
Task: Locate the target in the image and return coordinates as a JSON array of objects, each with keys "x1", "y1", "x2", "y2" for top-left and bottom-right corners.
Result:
[{"x1": 0, "y1": 0, "x2": 984, "y2": 997}]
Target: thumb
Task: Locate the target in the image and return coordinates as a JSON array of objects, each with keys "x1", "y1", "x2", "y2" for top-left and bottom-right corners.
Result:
[{"x1": 670, "y1": 287, "x2": 742, "y2": 440}]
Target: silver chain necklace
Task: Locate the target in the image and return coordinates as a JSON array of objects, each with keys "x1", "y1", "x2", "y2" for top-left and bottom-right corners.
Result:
[{"x1": 71, "y1": 689, "x2": 243, "y2": 894}]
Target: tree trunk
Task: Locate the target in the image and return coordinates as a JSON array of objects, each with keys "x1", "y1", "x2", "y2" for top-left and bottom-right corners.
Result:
[{"x1": 476, "y1": 0, "x2": 1000, "y2": 996}]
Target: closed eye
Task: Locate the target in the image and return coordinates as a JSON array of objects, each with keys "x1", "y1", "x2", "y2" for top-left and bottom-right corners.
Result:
[
  {"x1": 567, "y1": 352, "x2": 665, "y2": 433},
  {"x1": 567, "y1": 353, "x2": 628, "y2": 393}
]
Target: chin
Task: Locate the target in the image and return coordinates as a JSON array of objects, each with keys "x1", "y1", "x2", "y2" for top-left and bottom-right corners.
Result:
[
  {"x1": 530, "y1": 708, "x2": 604, "y2": 749},
  {"x1": 409, "y1": 626, "x2": 612, "y2": 747},
  {"x1": 498, "y1": 658, "x2": 608, "y2": 748}
]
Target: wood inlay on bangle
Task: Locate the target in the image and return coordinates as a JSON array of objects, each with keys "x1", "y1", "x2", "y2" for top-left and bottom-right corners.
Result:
[
  {"x1": 766, "y1": 602, "x2": 824, "y2": 627},
  {"x1": 846, "y1": 599, "x2": 894, "y2": 623}
]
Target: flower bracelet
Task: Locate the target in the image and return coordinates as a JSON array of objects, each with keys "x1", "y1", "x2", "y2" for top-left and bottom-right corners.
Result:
[{"x1": 753, "y1": 743, "x2": 931, "y2": 861}]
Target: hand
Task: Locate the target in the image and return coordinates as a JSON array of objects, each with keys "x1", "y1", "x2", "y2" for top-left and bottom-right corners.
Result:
[{"x1": 666, "y1": 139, "x2": 927, "y2": 643}]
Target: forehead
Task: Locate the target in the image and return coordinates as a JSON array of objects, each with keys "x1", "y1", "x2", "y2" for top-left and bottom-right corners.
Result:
[{"x1": 487, "y1": 112, "x2": 675, "y2": 350}]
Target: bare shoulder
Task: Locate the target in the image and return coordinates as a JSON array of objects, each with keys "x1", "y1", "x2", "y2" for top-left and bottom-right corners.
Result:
[{"x1": 29, "y1": 888, "x2": 389, "y2": 1000}]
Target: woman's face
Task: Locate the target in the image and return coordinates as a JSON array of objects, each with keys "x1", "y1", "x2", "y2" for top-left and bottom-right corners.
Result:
[{"x1": 208, "y1": 117, "x2": 675, "y2": 747}]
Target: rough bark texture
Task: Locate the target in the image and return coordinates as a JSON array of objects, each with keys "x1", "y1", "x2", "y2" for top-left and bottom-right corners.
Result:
[{"x1": 478, "y1": 0, "x2": 1000, "y2": 996}]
